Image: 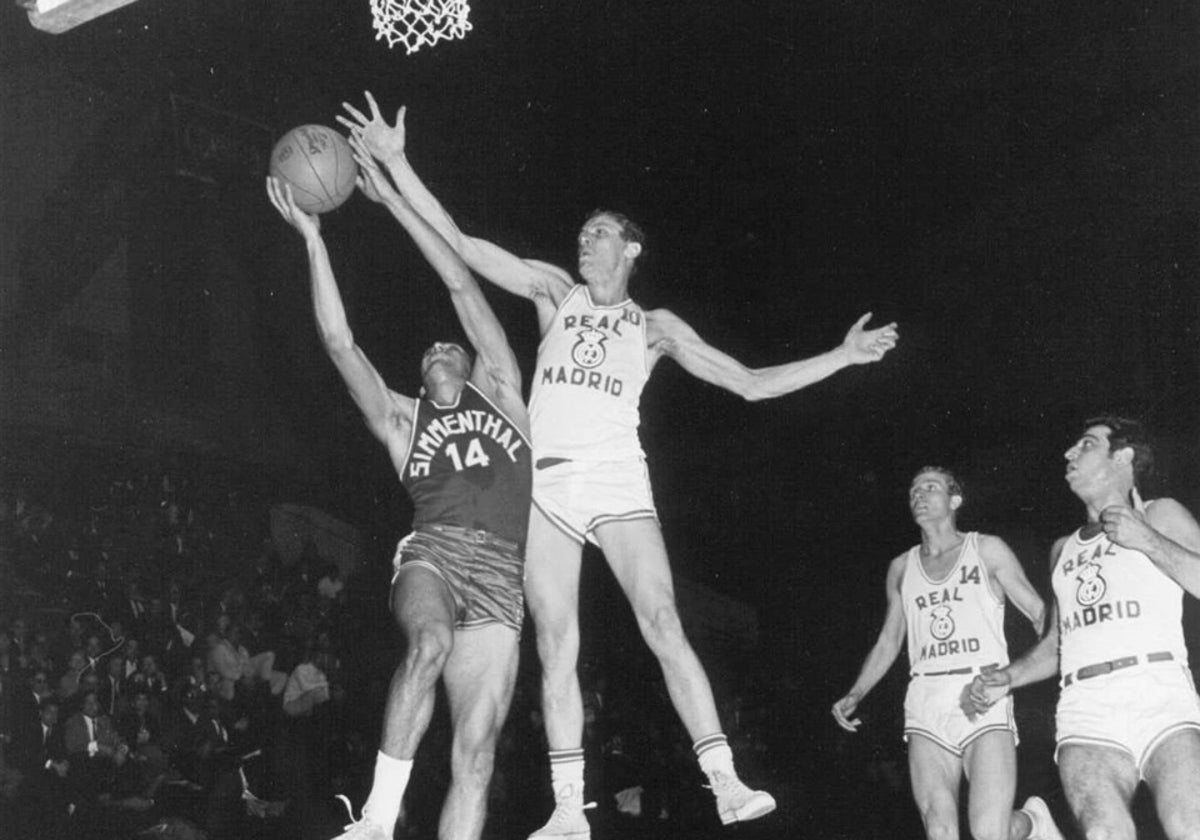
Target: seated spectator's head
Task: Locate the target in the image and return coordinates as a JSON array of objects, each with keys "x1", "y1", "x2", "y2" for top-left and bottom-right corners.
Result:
[
  {"x1": 107, "y1": 656, "x2": 124, "y2": 679},
  {"x1": 141, "y1": 654, "x2": 161, "y2": 678},
  {"x1": 66, "y1": 650, "x2": 87, "y2": 675},
  {"x1": 81, "y1": 689, "x2": 101, "y2": 718},
  {"x1": 80, "y1": 672, "x2": 100, "y2": 696},
  {"x1": 85, "y1": 634, "x2": 103, "y2": 660},
  {"x1": 39, "y1": 696, "x2": 60, "y2": 726}
]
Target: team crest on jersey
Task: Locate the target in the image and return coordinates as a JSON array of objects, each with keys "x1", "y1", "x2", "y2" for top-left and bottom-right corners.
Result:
[
  {"x1": 929, "y1": 605, "x2": 955, "y2": 641},
  {"x1": 571, "y1": 328, "x2": 607, "y2": 369},
  {"x1": 1075, "y1": 560, "x2": 1107, "y2": 606}
]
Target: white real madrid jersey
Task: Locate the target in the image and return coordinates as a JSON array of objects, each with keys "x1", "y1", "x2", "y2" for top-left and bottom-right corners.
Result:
[
  {"x1": 529, "y1": 284, "x2": 650, "y2": 461},
  {"x1": 901, "y1": 532, "x2": 1010, "y2": 675},
  {"x1": 1052, "y1": 521, "x2": 1187, "y2": 676}
]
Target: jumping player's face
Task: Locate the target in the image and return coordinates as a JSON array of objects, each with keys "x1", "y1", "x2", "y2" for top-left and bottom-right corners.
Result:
[
  {"x1": 1064, "y1": 425, "x2": 1124, "y2": 497},
  {"x1": 420, "y1": 342, "x2": 470, "y2": 385},
  {"x1": 578, "y1": 215, "x2": 637, "y2": 282},
  {"x1": 909, "y1": 472, "x2": 958, "y2": 522}
]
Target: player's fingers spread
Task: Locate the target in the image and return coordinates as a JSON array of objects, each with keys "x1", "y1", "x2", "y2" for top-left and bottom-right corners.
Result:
[
  {"x1": 342, "y1": 102, "x2": 368, "y2": 124},
  {"x1": 365, "y1": 91, "x2": 382, "y2": 117},
  {"x1": 398, "y1": 105, "x2": 407, "y2": 126},
  {"x1": 855, "y1": 312, "x2": 872, "y2": 328}
]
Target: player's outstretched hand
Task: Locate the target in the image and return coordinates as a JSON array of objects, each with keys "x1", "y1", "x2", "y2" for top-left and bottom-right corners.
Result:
[
  {"x1": 960, "y1": 666, "x2": 1010, "y2": 721},
  {"x1": 266, "y1": 177, "x2": 320, "y2": 240},
  {"x1": 348, "y1": 134, "x2": 400, "y2": 206},
  {"x1": 843, "y1": 313, "x2": 899, "y2": 364},
  {"x1": 338, "y1": 91, "x2": 407, "y2": 162},
  {"x1": 1100, "y1": 504, "x2": 1159, "y2": 555},
  {"x1": 831, "y1": 693, "x2": 863, "y2": 732}
]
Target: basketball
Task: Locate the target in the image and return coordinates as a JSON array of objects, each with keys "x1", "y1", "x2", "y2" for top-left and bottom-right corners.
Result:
[{"x1": 268, "y1": 125, "x2": 358, "y2": 214}]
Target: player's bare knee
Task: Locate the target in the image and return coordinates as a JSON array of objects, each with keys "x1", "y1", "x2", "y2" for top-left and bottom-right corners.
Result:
[
  {"x1": 451, "y1": 740, "x2": 497, "y2": 788},
  {"x1": 403, "y1": 626, "x2": 452, "y2": 680},
  {"x1": 637, "y1": 603, "x2": 686, "y2": 654}
]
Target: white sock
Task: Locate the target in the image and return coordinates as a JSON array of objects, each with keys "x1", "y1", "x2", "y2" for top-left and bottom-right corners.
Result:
[
  {"x1": 361, "y1": 751, "x2": 413, "y2": 829},
  {"x1": 694, "y1": 733, "x2": 735, "y2": 778},
  {"x1": 548, "y1": 748, "x2": 585, "y2": 800}
]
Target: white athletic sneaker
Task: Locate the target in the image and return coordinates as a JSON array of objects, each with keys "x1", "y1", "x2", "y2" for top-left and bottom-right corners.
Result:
[
  {"x1": 333, "y1": 795, "x2": 391, "y2": 840},
  {"x1": 706, "y1": 769, "x2": 777, "y2": 825},
  {"x1": 1023, "y1": 795, "x2": 1065, "y2": 840},
  {"x1": 527, "y1": 784, "x2": 595, "y2": 840}
]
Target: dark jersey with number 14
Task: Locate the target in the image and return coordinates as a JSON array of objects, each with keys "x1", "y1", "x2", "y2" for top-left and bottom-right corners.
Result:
[{"x1": 399, "y1": 382, "x2": 532, "y2": 547}]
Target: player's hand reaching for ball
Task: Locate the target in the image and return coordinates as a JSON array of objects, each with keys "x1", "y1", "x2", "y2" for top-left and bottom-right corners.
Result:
[
  {"x1": 338, "y1": 91, "x2": 407, "y2": 162},
  {"x1": 348, "y1": 135, "x2": 399, "y2": 206},
  {"x1": 842, "y1": 313, "x2": 899, "y2": 364},
  {"x1": 831, "y1": 693, "x2": 864, "y2": 732},
  {"x1": 266, "y1": 177, "x2": 320, "y2": 240}
]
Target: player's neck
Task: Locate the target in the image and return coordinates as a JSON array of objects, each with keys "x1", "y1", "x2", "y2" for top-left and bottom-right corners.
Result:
[
  {"x1": 918, "y1": 521, "x2": 962, "y2": 555},
  {"x1": 1081, "y1": 483, "x2": 1134, "y2": 524},
  {"x1": 584, "y1": 274, "x2": 631, "y2": 306}
]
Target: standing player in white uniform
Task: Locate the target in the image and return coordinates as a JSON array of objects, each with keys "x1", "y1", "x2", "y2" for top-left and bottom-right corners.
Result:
[
  {"x1": 339, "y1": 93, "x2": 899, "y2": 838},
  {"x1": 833, "y1": 467, "x2": 1063, "y2": 840},
  {"x1": 267, "y1": 143, "x2": 532, "y2": 840},
  {"x1": 966, "y1": 417, "x2": 1200, "y2": 840}
]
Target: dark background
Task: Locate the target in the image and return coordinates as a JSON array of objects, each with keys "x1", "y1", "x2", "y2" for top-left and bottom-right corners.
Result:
[{"x1": 2, "y1": 1, "x2": 1198, "y2": 835}]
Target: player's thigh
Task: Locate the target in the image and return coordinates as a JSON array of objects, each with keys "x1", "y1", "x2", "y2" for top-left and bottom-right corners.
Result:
[
  {"x1": 524, "y1": 507, "x2": 583, "y2": 629},
  {"x1": 393, "y1": 565, "x2": 456, "y2": 633},
  {"x1": 907, "y1": 735, "x2": 963, "y2": 829},
  {"x1": 443, "y1": 624, "x2": 520, "y2": 741},
  {"x1": 1057, "y1": 743, "x2": 1138, "y2": 830},
  {"x1": 1144, "y1": 728, "x2": 1200, "y2": 836},
  {"x1": 962, "y1": 731, "x2": 1017, "y2": 830},
  {"x1": 593, "y1": 518, "x2": 677, "y2": 618}
]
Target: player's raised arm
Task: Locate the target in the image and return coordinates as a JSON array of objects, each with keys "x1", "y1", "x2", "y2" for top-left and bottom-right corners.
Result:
[
  {"x1": 350, "y1": 139, "x2": 526, "y2": 424},
  {"x1": 647, "y1": 309, "x2": 899, "y2": 402},
  {"x1": 832, "y1": 554, "x2": 907, "y2": 732},
  {"x1": 266, "y1": 176, "x2": 414, "y2": 449},
  {"x1": 978, "y1": 534, "x2": 1047, "y2": 637},
  {"x1": 339, "y1": 93, "x2": 572, "y2": 322}
]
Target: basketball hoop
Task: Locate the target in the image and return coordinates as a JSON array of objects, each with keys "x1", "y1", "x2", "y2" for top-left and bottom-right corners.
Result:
[{"x1": 370, "y1": 0, "x2": 472, "y2": 54}]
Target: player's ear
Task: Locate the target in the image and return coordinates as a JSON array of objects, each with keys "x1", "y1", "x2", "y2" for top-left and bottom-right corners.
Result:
[
  {"x1": 624, "y1": 241, "x2": 642, "y2": 261},
  {"x1": 950, "y1": 494, "x2": 963, "y2": 510},
  {"x1": 1112, "y1": 446, "x2": 1134, "y2": 466}
]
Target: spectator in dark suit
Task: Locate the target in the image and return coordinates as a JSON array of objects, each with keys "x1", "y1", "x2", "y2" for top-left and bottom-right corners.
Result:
[
  {"x1": 98, "y1": 655, "x2": 126, "y2": 718},
  {"x1": 11, "y1": 697, "x2": 73, "y2": 827},
  {"x1": 64, "y1": 688, "x2": 124, "y2": 803}
]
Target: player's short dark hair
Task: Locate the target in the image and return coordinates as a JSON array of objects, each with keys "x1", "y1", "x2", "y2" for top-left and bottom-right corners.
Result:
[
  {"x1": 912, "y1": 466, "x2": 965, "y2": 501},
  {"x1": 587, "y1": 209, "x2": 645, "y2": 247},
  {"x1": 1084, "y1": 415, "x2": 1155, "y2": 486}
]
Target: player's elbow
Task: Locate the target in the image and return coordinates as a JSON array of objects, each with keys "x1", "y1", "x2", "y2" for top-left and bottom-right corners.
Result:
[
  {"x1": 318, "y1": 327, "x2": 355, "y2": 357},
  {"x1": 739, "y1": 372, "x2": 775, "y2": 402}
]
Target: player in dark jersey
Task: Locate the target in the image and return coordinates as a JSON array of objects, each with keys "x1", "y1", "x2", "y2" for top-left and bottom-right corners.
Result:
[{"x1": 266, "y1": 139, "x2": 531, "y2": 840}]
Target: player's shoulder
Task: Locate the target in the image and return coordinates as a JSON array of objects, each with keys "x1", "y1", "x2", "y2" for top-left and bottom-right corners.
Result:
[
  {"x1": 1145, "y1": 496, "x2": 1200, "y2": 532},
  {"x1": 974, "y1": 533, "x2": 1015, "y2": 558},
  {"x1": 886, "y1": 549, "x2": 912, "y2": 577}
]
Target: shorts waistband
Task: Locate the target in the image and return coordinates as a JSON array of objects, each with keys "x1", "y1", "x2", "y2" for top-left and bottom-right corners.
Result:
[
  {"x1": 913, "y1": 662, "x2": 999, "y2": 678},
  {"x1": 1062, "y1": 651, "x2": 1174, "y2": 687},
  {"x1": 416, "y1": 524, "x2": 521, "y2": 552}
]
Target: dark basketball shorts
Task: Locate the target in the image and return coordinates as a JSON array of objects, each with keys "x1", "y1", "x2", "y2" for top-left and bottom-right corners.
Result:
[{"x1": 391, "y1": 525, "x2": 524, "y2": 632}]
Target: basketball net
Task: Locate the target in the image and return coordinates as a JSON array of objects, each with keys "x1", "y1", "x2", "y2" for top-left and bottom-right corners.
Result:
[{"x1": 370, "y1": 0, "x2": 472, "y2": 54}]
